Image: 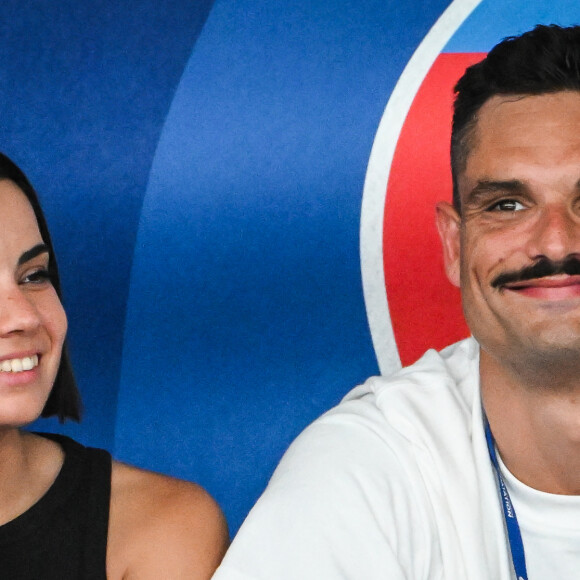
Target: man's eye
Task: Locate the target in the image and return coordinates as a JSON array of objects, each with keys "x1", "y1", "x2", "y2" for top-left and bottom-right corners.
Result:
[
  {"x1": 487, "y1": 199, "x2": 525, "y2": 212},
  {"x1": 21, "y1": 268, "x2": 51, "y2": 285}
]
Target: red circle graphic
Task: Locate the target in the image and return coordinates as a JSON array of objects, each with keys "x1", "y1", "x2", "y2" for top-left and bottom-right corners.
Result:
[{"x1": 383, "y1": 52, "x2": 484, "y2": 366}]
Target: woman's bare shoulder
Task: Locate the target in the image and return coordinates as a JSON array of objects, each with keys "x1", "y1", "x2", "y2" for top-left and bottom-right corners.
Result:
[{"x1": 107, "y1": 460, "x2": 229, "y2": 580}]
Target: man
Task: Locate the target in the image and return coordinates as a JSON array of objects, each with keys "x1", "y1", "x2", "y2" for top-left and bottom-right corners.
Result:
[{"x1": 214, "y1": 24, "x2": 580, "y2": 579}]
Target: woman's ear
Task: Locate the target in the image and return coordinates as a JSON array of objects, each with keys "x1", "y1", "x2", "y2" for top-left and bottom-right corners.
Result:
[{"x1": 435, "y1": 201, "x2": 461, "y2": 288}]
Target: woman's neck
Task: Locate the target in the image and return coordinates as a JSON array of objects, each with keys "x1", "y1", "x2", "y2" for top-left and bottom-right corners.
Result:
[{"x1": 0, "y1": 430, "x2": 64, "y2": 525}]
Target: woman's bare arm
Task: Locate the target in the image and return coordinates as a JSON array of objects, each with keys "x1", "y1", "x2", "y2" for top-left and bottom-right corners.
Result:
[{"x1": 107, "y1": 461, "x2": 229, "y2": 579}]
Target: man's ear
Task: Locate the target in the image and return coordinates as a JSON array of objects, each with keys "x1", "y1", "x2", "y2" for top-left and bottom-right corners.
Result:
[{"x1": 435, "y1": 201, "x2": 461, "y2": 288}]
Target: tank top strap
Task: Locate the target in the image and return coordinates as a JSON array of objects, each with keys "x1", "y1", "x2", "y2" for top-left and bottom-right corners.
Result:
[
  {"x1": 42, "y1": 433, "x2": 112, "y2": 580},
  {"x1": 80, "y1": 440, "x2": 112, "y2": 578}
]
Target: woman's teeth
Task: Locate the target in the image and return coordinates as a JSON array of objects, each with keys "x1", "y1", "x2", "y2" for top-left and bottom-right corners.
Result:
[{"x1": 0, "y1": 355, "x2": 39, "y2": 373}]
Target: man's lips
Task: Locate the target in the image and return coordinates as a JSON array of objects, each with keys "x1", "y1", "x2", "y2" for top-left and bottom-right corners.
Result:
[{"x1": 502, "y1": 275, "x2": 580, "y2": 299}]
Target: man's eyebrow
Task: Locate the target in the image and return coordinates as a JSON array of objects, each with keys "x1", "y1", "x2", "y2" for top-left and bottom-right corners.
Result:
[
  {"x1": 18, "y1": 243, "x2": 49, "y2": 266},
  {"x1": 463, "y1": 179, "x2": 527, "y2": 206}
]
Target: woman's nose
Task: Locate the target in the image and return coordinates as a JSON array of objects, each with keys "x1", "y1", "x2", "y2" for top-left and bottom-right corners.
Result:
[{"x1": 0, "y1": 285, "x2": 41, "y2": 336}]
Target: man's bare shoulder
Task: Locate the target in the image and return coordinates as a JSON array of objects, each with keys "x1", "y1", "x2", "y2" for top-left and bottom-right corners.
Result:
[{"x1": 107, "y1": 460, "x2": 229, "y2": 580}]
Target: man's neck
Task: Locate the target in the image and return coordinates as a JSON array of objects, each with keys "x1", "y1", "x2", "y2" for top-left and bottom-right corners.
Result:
[{"x1": 480, "y1": 349, "x2": 580, "y2": 495}]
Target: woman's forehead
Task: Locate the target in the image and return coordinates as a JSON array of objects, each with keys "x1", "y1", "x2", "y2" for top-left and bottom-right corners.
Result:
[{"x1": 0, "y1": 180, "x2": 43, "y2": 248}]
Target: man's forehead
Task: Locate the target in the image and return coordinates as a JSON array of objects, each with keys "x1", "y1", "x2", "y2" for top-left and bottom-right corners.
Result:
[
  {"x1": 478, "y1": 91, "x2": 580, "y2": 125},
  {"x1": 459, "y1": 91, "x2": 580, "y2": 187},
  {"x1": 474, "y1": 91, "x2": 580, "y2": 137}
]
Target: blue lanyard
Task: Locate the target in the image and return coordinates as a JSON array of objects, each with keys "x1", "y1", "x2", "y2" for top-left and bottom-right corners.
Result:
[{"x1": 484, "y1": 421, "x2": 528, "y2": 580}]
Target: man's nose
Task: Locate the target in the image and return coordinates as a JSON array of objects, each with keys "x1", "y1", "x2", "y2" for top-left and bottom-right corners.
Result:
[
  {"x1": 0, "y1": 285, "x2": 41, "y2": 336},
  {"x1": 527, "y1": 204, "x2": 580, "y2": 261}
]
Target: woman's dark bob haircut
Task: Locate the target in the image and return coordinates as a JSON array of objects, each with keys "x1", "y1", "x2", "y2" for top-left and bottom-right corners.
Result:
[{"x1": 0, "y1": 152, "x2": 81, "y2": 422}]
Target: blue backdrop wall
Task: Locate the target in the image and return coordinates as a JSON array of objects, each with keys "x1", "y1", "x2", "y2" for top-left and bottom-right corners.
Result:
[{"x1": 5, "y1": 0, "x2": 576, "y2": 534}]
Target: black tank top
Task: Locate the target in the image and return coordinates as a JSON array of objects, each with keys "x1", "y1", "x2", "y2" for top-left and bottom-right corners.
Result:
[{"x1": 0, "y1": 433, "x2": 111, "y2": 579}]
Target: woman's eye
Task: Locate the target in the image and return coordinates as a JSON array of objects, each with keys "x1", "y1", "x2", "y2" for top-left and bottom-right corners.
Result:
[
  {"x1": 487, "y1": 199, "x2": 525, "y2": 212},
  {"x1": 21, "y1": 268, "x2": 51, "y2": 285}
]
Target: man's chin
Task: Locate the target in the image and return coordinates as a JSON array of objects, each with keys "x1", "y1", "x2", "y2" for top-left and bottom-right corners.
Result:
[
  {"x1": 501, "y1": 337, "x2": 580, "y2": 386},
  {"x1": 475, "y1": 320, "x2": 580, "y2": 380}
]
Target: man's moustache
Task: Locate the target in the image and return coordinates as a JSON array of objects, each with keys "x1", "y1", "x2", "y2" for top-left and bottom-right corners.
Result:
[{"x1": 491, "y1": 255, "x2": 580, "y2": 289}]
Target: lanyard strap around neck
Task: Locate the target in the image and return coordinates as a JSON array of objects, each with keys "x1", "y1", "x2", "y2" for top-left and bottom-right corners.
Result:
[{"x1": 484, "y1": 421, "x2": 528, "y2": 580}]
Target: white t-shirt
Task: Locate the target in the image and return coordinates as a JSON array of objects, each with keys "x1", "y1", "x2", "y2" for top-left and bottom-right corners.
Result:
[
  {"x1": 498, "y1": 453, "x2": 580, "y2": 580},
  {"x1": 213, "y1": 338, "x2": 515, "y2": 579}
]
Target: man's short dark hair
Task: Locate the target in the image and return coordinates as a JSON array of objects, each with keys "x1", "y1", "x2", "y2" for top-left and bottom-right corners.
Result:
[
  {"x1": 451, "y1": 24, "x2": 580, "y2": 210},
  {"x1": 0, "y1": 152, "x2": 82, "y2": 422}
]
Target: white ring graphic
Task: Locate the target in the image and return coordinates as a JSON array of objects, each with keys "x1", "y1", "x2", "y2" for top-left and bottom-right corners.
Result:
[{"x1": 360, "y1": 0, "x2": 483, "y2": 375}]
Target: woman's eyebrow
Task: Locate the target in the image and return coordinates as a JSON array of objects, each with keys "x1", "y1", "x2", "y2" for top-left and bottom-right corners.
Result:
[{"x1": 18, "y1": 243, "x2": 49, "y2": 266}]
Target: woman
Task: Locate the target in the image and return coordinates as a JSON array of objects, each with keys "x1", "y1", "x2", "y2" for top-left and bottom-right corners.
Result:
[{"x1": 0, "y1": 153, "x2": 228, "y2": 578}]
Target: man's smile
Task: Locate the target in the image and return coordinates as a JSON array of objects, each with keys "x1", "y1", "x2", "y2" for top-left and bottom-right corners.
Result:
[{"x1": 501, "y1": 274, "x2": 580, "y2": 300}]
